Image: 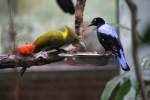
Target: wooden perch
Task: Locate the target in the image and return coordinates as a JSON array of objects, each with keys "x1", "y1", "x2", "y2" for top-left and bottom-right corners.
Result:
[
  {"x1": 0, "y1": 50, "x2": 113, "y2": 70},
  {"x1": 0, "y1": 51, "x2": 64, "y2": 69}
]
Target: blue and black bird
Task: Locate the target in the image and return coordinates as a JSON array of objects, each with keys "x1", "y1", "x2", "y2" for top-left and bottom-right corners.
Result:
[{"x1": 89, "y1": 17, "x2": 130, "y2": 71}]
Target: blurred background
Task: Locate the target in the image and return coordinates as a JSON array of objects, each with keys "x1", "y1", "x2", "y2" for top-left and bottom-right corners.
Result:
[
  {"x1": 0, "y1": 0, "x2": 116, "y2": 53},
  {"x1": 0, "y1": 0, "x2": 150, "y2": 100}
]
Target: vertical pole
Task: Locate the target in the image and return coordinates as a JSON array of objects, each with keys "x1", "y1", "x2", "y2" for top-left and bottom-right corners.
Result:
[
  {"x1": 116, "y1": 0, "x2": 120, "y2": 37},
  {"x1": 126, "y1": 0, "x2": 148, "y2": 100},
  {"x1": 7, "y1": 0, "x2": 16, "y2": 53},
  {"x1": 75, "y1": 0, "x2": 86, "y2": 39}
]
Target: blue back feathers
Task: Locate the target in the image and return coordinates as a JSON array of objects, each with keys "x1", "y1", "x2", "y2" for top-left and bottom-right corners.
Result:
[
  {"x1": 97, "y1": 24, "x2": 118, "y2": 38},
  {"x1": 117, "y1": 49, "x2": 130, "y2": 71}
]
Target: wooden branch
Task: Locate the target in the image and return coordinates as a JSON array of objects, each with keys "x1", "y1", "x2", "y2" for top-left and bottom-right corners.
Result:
[
  {"x1": 0, "y1": 51, "x2": 64, "y2": 69},
  {"x1": 75, "y1": 0, "x2": 86, "y2": 38},
  {"x1": 125, "y1": 0, "x2": 148, "y2": 100},
  {"x1": 74, "y1": 0, "x2": 86, "y2": 52}
]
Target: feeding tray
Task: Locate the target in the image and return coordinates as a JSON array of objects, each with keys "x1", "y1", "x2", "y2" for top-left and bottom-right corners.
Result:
[
  {"x1": 59, "y1": 52, "x2": 112, "y2": 58},
  {"x1": 59, "y1": 52, "x2": 114, "y2": 66}
]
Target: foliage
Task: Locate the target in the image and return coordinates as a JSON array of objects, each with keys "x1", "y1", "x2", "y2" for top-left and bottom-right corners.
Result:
[
  {"x1": 139, "y1": 25, "x2": 150, "y2": 44},
  {"x1": 101, "y1": 53, "x2": 150, "y2": 100},
  {"x1": 101, "y1": 71, "x2": 150, "y2": 100},
  {"x1": 100, "y1": 72, "x2": 130, "y2": 100},
  {"x1": 115, "y1": 79, "x2": 131, "y2": 100}
]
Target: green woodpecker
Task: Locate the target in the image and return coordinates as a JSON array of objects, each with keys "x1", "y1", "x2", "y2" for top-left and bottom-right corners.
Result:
[{"x1": 16, "y1": 26, "x2": 79, "y2": 55}]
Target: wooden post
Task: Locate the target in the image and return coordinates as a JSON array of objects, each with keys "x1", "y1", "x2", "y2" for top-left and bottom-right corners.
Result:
[{"x1": 75, "y1": 0, "x2": 86, "y2": 38}]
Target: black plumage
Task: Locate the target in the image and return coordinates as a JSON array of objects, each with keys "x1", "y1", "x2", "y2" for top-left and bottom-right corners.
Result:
[{"x1": 56, "y1": 0, "x2": 75, "y2": 15}]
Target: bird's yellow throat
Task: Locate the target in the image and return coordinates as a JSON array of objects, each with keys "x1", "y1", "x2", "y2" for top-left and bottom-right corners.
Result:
[{"x1": 62, "y1": 27, "x2": 68, "y2": 39}]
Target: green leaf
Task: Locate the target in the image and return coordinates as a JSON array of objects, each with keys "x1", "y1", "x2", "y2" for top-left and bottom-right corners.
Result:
[
  {"x1": 115, "y1": 80, "x2": 131, "y2": 100},
  {"x1": 145, "y1": 81, "x2": 150, "y2": 86},
  {"x1": 100, "y1": 72, "x2": 129, "y2": 100},
  {"x1": 140, "y1": 24, "x2": 150, "y2": 44}
]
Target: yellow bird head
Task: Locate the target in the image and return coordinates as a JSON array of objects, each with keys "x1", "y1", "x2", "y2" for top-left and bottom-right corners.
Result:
[{"x1": 63, "y1": 26, "x2": 79, "y2": 44}]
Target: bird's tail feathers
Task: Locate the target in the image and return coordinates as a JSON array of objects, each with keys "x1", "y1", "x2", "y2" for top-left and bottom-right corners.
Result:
[{"x1": 116, "y1": 49, "x2": 130, "y2": 71}]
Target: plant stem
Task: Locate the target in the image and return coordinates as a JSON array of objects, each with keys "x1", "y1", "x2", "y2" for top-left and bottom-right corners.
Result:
[{"x1": 125, "y1": 0, "x2": 148, "y2": 100}]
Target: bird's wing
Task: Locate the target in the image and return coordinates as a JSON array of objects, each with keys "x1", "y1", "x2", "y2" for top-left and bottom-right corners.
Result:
[
  {"x1": 98, "y1": 24, "x2": 123, "y2": 53},
  {"x1": 113, "y1": 37, "x2": 123, "y2": 53},
  {"x1": 98, "y1": 24, "x2": 118, "y2": 38},
  {"x1": 33, "y1": 31, "x2": 64, "y2": 51}
]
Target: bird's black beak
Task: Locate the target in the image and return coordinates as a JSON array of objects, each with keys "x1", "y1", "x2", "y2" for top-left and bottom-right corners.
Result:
[{"x1": 88, "y1": 23, "x2": 93, "y2": 27}]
